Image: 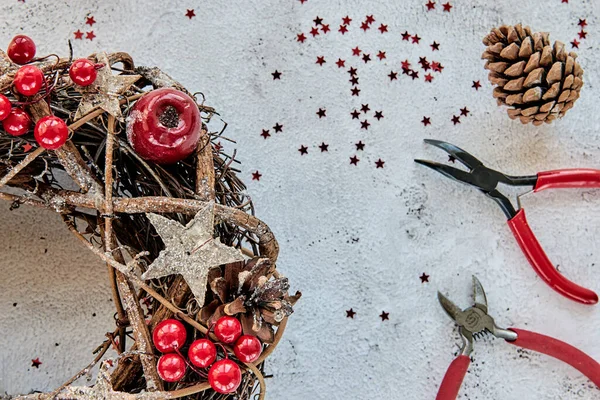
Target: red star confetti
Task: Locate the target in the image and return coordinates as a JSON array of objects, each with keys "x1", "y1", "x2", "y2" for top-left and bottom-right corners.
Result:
[
  {"x1": 460, "y1": 107, "x2": 470, "y2": 116},
  {"x1": 378, "y1": 24, "x2": 388, "y2": 33},
  {"x1": 410, "y1": 70, "x2": 419, "y2": 80},
  {"x1": 351, "y1": 86, "x2": 360, "y2": 96},
  {"x1": 310, "y1": 27, "x2": 320, "y2": 37},
  {"x1": 360, "y1": 21, "x2": 370, "y2": 32},
  {"x1": 31, "y1": 358, "x2": 42, "y2": 368},
  {"x1": 365, "y1": 15, "x2": 375, "y2": 24},
  {"x1": 316, "y1": 56, "x2": 326, "y2": 66},
  {"x1": 421, "y1": 116, "x2": 431, "y2": 126},
  {"x1": 424, "y1": 73, "x2": 434, "y2": 82},
  {"x1": 299, "y1": 0, "x2": 307, "y2": 3},
  {"x1": 252, "y1": 171, "x2": 262, "y2": 181},
  {"x1": 74, "y1": 30, "x2": 84, "y2": 40},
  {"x1": 472, "y1": 80, "x2": 481, "y2": 90},
  {"x1": 361, "y1": 120, "x2": 370, "y2": 130},
  {"x1": 442, "y1": 2, "x2": 452, "y2": 11},
  {"x1": 339, "y1": 25, "x2": 348, "y2": 34},
  {"x1": 346, "y1": 308, "x2": 356, "y2": 318},
  {"x1": 22, "y1": 143, "x2": 33, "y2": 152},
  {"x1": 451, "y1": 115, "x2": 461, "y2": 125},
  {"x1": 86, "y1": 16, "x2": 96, "y2": 26},
  {"x1": 362, "y1": 53, "x2": 371, "y2": 63},
  {"x1": 297, "y1": 33, "x2": 307, "y2": 43},
  {"x1": 402, "y1": 68, "x2": 411, "y2": 75},
  {"x1": 321, "y1": 24, "x2": 330, "y2": 33},
  {"x1": 562, "y1": 0, "x2": 568, "y2": 3},
  {"x1": 298, "y1": 145, "x2": 308, "y2": 155},
  {"x1": 272, "y1": 70, "x2": 282, "y2": 80},
  {"x1": 316, "y1": 108, "x2": 327, "y2": 118},
  {"x1": 375, "y1": 159, "x2": 385, "y2": 168},
  {"x1": 431, "y1": 61, "x2": 443, "y2": 72},
  {"x1": 431, "y1": 41, "x2": 440, "y2": 51},
  {"x1": 343, "y1": 16, "x2": 352, "y2": 25},
  {"x1": 351, "y1": 110, "x2": 361, "y2": 119},
  {"x1": 361, "y1": 104, "x2": 371, "y2": 113},
  {"x1": 412, "y1": 34, "x2": 421, "y2": 44},
  {"x1": 260, "y1": 129, "x2": 270, "y2": 139},
  {"x1": 388, "y1": 71, "x2": 398, "y2": 80},
  {"x1": 426, "y1": 0, "x2": 436, "y2": 10},
  {"x1": 401, "y1": 60, "x2": 411, "y2": 69},
  {"x1": 355, "y1": 141, "x2": 365, "y2": 151},
  {"x1": 402, "y1": 31, "x2": 411, "y2": 41},
  {"x1": 273, "y1": 123, "x2": 283, "y2": 132},
  {"x1": 377, "y1": 51, "x2": 386, "y2": 60},
  {"x1": 350, "y1": 76, "x2": 359, "y2": 85},
  {"x1": 420, "y1": 273, "x2": 430, "y2": 283},
  {"x1": 314, "y1": 16, "x2": 323, "y2": 25},
  {"x1": 319, "y1": 142, "x2": 329, "y2": 152},
  {"x1": 185, "y1": 9, "x2": 195, "y2": 19},
  {"x1": 348, "y1": 67, "x2": 358, "y2": 75},
  {"x1": 578, "y1": 19, "x2": 587, "y2": 28},
  {"x1": 571, "y1": 39, "x2": 580, "y2": 49},
  {"x1": 350, "y1": 155, "x2": 360, "y2": 165},
  {"x1": 352, "y1": 46, "x2": 362, "y2": 56},
  {"x1": 380, "y1": 311, "x2": 389, "y2": 321},
  {"x1": 374, "y1": 110, "x2": 384, "y2": 120},
  {"x1": 85, "y1": 31, "x2": 96, "y2": 41},
  {"x1": 336, "y1": 58, "x2": 346, "y2": 68},
  {"x1": 578, "y1": 30, "x2": 587, "y2": 39}
]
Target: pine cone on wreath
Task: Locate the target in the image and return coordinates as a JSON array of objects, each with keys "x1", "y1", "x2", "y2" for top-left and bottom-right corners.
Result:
[{"x1": 482, "y1": 23, "x2": 584, "y2": 125}]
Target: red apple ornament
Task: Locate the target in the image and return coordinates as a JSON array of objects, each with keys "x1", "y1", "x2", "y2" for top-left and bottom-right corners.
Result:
[
  {"x1": 214, "y1": 316, "x2": 242, "y2": 344},
  {"x1": 126, "y1": 88, "x2": 201, "y2": 164},
  {"x1": 152, "y1": 319, "x2": 187, "y2": 353},
  {"x1": 188, "y1": 338, "x2": 217, "y2": 368},
  {"x1": 34, "y1": 116, "x2": 68, "y2": 150},
  {"x1": 234, "y1": 335, "x2": 262, "y2": 363},
  {"x1": 69, "y1": 59, "x2": 98, "y2": 86},
  {"x1": 3, "y1": 108, "x2": 31, "y2": 136},
  {"x1": 0, "y1": 94, "x2": 11, "y2": 121},
  {"x1": 208, "y1": 359, "x2": 242, "y2": 394},
  {"x1": 7, "y1": 35, "x2": 36, "y2": 65},
  {"x1": 14, "y1": 65, "x2": 44, "y2": 96},
  {"x1": 157, "y1": 353, "x2": 187, "y2": 382}
]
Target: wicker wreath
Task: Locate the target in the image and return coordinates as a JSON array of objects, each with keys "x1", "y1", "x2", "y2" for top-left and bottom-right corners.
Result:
[{"x1": 0, "y1": 39, "x2": 299, "y2": 400}]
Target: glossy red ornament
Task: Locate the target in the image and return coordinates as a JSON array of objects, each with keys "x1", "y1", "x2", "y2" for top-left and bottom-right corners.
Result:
[
  {"x1": 34, "y1": 116, "x2": 69, "y2": 150},
  {"x1": 152, "y1": 319, "x2": 187, "y2": 353},
  {"x1": 126, "y1": 87, "x2": 201, "y2": 164},
  {"x1": 214, "y1": 316, "x2": 242, "y2": 344},
  {"x1": 208, "y1": 359, "x2": 242, "y2": 394},
  {"x1": 3, "y1": 108, "x2": 31, "y2": 136},
  {"x1": 14, "y1": 65, "x2": 44, "y2": 96},
  {"x1": 0, "y1": 94, "x2": 11, "y2": 121},
  {"x1": 7, "y1": 35, "x2": 36, "y2": 65},
  {"x1": 233, "y1": 335, "x2": 262, "y2": 363},
  {"x1": 157, "y1": 353, "x2": 187, "y2": 382},
  {"x1": 69, "y1": 59, "x2": 98, "y2": 86},
  {"x1": 188, "y1": 338, "x2": 217, "y2": 368}
]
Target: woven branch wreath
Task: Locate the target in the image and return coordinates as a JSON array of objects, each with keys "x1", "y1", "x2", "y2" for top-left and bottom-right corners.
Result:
[{"x1": 0, "y1": 36, "x2": 300, "y2": 400}]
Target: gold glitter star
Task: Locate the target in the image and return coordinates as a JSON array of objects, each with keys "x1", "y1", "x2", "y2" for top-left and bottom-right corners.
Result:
[
  {"x1": 75, "y1": 52, "x2": 140, "y2": 120},
  {"x1": 141, "y1": 202, "x2": 247, "y2": 307}
]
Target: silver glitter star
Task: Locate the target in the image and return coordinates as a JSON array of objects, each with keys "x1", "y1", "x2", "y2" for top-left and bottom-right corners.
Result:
[
  {"x1": 141, "y1": 202, "x2": 247, "y2": 307},
  {"x1": 75, "y1": 52, "x2": 140, "y2": 120}
]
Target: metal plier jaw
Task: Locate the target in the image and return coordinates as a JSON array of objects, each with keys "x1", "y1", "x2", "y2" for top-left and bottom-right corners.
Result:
[{"x1": 438, "y1": 276, "x2": 517, "y2": 356}]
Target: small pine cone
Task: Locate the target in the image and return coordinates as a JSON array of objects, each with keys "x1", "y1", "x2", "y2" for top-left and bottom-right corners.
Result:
[{"x1": 482, "y1": 24, "x2": 583, "y2": 126}]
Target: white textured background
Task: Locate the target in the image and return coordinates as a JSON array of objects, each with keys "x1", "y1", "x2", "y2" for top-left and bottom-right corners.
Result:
[{"x1": 1, "y1": 0, "x2": 600, "y2": 399}]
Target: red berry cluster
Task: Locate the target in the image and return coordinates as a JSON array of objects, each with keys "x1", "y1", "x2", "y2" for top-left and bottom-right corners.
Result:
[
  {"x1": 152, "y1": 316, "x2": 263, "y2": 395},
  {"x1": 1, "y1": 34, "x2": 101, "y2": 150}
]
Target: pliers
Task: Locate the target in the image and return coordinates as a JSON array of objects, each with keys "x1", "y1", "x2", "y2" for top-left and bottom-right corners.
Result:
[
  {"x1": 436, "y1": 276, "x2": 600, "y2": 399},
  {"x1": 415, "y1": 139, "x2": 600, "y2": 305}
]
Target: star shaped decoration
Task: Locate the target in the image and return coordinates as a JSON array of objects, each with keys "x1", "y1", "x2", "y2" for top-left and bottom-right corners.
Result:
[
  {"x1": 260, "y1": 129, "x2": 270, "y2": 139},
  {"x1": 412, "y1": 34, "x2": 421, "y2": 44},
  {"x1": 321, "y1": 24, "x2": 330, "y2": 33},
  {"x1": 431, "y1": 61, "x2": 443, "y2": 72},
  {"x1": 298, "y1": 145, "x2": 308, "y2": 155},
  {"x1": 375, "y1": 159, "x2": 385, "y2": 168},
  {"x1": 348, "y1": 67, "x2": 358, "y2": 75},
  {"x1": 86, "y1": 31, "x2": 96, "y2": 40},
  {"x1": 377, "y1": 51, "x2": 386, "y2": 60},
  {"x1": 380, "y1": 311, "x2": 389, "y2": 321},
  {"x1": 424, "y1": 73, "x2": 434, "y2": 82},
  {"x1": 273, "y1": 123, "x2": 283, "y2": 133},
  {"x1": 451, "y1": 115, "x2": 461, "y2": 125},
  {"x1": 319, "y1": 142, "x2": 329, "y2": 152},
  {"x1": 74, "y1": 30, "x2": 84, "y2": 40},
  {"x1": 571, "y1": 39, "x2": 580, "y2": 49},
  {"x1": 299, "y1": 0, "x2": 307, "y2": 3},
  {"x1": 351, "y1": 86, "x2": 360, "y2": 96},
  {"x1": 252, "y1": 171, "x2": 262, "y2": 181},
  {"x1": 350, "y1": 155, "x2": 360, "y2": 165},
  {"x1": 365, "y1": 15, "x2": 375, "y2": 24},
  {"x1": 421, "y1": 116, "x2": 431, "y2": 126},
  {"x1": 272, "y1": 70, "x2": 282, "y2": 80},
  {"x1": 579, "y1": 19, "x2": 587, "y2": 28},
  {"x1": 402, "y1": 31, "x2": 411, "y2": 41},
  {"x1": 313, "y1": 16, "x2": 323, "y2": 25},
  {"x1": 86, "y1": 16, "x2": 96, "y2": 26},
  {"x1": 355, "y1": 141, "x2": 365, "y2": 151},
  {"x1": 360, "y1": 22, "x2": 370, "y2": 32},
  {"x1": 339, "y1": 25, "x2": 348, "y2": 34},
  {"x1": 442, "y1": 2, "x2": 452, "y2": 11},
  {"x1": 426, "y1": 0, "x2": 436, "y2": 10},
  {"x1": 346, "y1": 308, "x2": 356, "y2": 318},
  {"x1": 361, "y1": 103, "x2": 370, "y2": 113},
  {"x1": 431, "y1": 41, "x2": 440, "y2": 51},
  {"x1": 361, "y1": 120, "x2": 370, "y2": 130},
  {"x1": 350, "y1": 76, "x2": 359, "y2": 85},
  {"x1": 379, "y1": 24, "x2": 388, "y2": 33},
  {"x1": 578, "y1": 30, "x2": 587, "y2": 39},
  {"x1": 401, "y1": 60, "x2": 411, "y2": 69},
  {"x1": 472, "y1": 80, "x2": 481, "y2": 90},
  {"x1": 374, "y1": 111, "x2": 384, "y2": 120},
  {"x1": 448, "y1": 155, "x2": 456, "y2": 163},
  {"x1": 362, "y1": 53, "x2": 371, "y2": 63},
  {"x1": 142, "y1": 203, "x2": 247, "y2": 306},
  {"x1": 460, "y1": 107, "x2": 470, "y2": 116},
  {"x1": 561, "y1": 0, "x2": 568, "y2": 3},
  {"x1": 316, "y1": 108, "x2": 327, "y2": 118},
  {"x1": 297, "y1": 33, "x2": 307, "y2": 43},
  {"x1": 420, "y1": 273, "x2": 430, "y2": 283},
  {"x1": 310, "y1": 27, "x2": 320, "y2": 37},
  {"x1": 185, "y1": 9, "x2": 195, "y2": 19},
  {"x1": 342, "y1": 16, "x2": 352, "y2": 25},
  {"x1": 316, "y1": 56, "x2": 326, "y2": 66},
  {"x1": 352, "y1": 46, "x2": 362, "y2": 56},
  {"x1": 402, "y1": 67, "x2": 412, "y2": 75},
  {"x1": 336, "y1": 58, "x2": 346, "y2": 68},
  {"x1": 351, "y1": 109, "x2": 361, "y2": 119},
  {"x1": 388, "y1": 71, "x2": 398, "y2": 80},
  {"x1": 410, "y1": 70, "x2": 419, "y2": 80},
  {"x1": 75, "y1": 53, "x2": 140, "y2": 120}
]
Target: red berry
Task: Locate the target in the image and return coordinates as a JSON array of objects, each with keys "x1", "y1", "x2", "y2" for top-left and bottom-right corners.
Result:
[
  {"x1": 0, "y1": 94, "x2": 11, "y2": 121},
  {"x1": 3, "y1": 108, "x2": 31, "y2": 136},
  {"x1": 214, "y1": 316, "x2": 242, "y2": 344},
  {"x1": 157, "y1": 353, "x2": 187, "y2": 382},
  {"x1": 126, "y1": 87, "x2": 201, "y2": 164},
  {"x1": 233, "y1": 335, "x2": 262, "y2": 363},
  {"x1": 7, "y1": 35, "x2": 36, "y2": 65},
  {"x1": 34, "y1": 116, "x2": 69, "y2": 150},
  {"x1": 152, "y1": 319, "x2": 187, "y2": 353},
  {"x1": 69, "y1": 59, "x2": 98, "y2": 86},
  {"x1": 208, "y1": 359, "x2": 242, "y2": 394},
  {"x1": 14, "y1": 65, "x2": 44, "y2": 96},
  {"x1": 188, "y1": 338, "x2": 217, "y2": 368}
]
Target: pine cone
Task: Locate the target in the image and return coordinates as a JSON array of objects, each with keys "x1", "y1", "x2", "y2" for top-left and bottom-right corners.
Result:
[{"x1": 482, "y1": 24, "x2": 583, "y2": 126}]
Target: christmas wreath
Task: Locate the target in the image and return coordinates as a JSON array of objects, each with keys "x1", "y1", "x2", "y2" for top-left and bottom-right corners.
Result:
[{"x1": 0, "y1": 35, "x2": 300, "y2": 399}]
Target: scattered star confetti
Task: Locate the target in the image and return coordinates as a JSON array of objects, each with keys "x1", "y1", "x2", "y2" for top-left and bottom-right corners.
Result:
[
  {"x1": 365, "y1": 15, "x2": 375, "y2": 24},
  {"x1": 298, "y1": 145, "x2": 308, "y2": 155},
  {"x1": 352, "y1": 46, "x2": 362, "y2": 56},
  {"x1": 424, "y1": 73, "x2": 434, "y2": 82},
  {"x1": 310, "y1": 27, "x2": 320, "y2": 37},
  {"x1": 336, "y1": 58, "x2": 346, "y2": 68},
  {"x1": 351, "y1": 86, "x2": 360, "y2": 96},
  {"x1": 401, "y1": 60, "x2": 411, "y2": 69},
  {"x1": 316, "y1": 108, "x2": 327, "y2": 118},
  {"x1": 321, "y1": 24, "x2": 330, "y2": 33},
  {"x1": 348, "y1": 67, "x2": 358, "y2": 75},
  {"x1": 355, "y1": 141, "x2": 365, "y2": 151},
  {"x1": 185, "y1": 9, "x2": 195, "y2": 19},
  {"x1": 431, "y1": 41, "x2": 440, "y2": 51},
  {"x1": 346, "y1": 308, "x2": 356, "y2": 318},
  {"x1": 472, "y1": 80, "x2": 481, "y2": 90},
  {"x1": 442, "y1": 2, "x2": 453, "y2": 11},
  {"x1": 378, "y1": 24, "x2": 388, "y2": 33},
  {"x1": 360, "y1": 120, "x2": 370, "y2": 130},
  {"x1": 339, "y1": 25, "x2": 348, "y2": 34},
  {"x1": 421, "y1": 116, "x2": 431, "y2": 126},
  {"x1": 351, "y1": 109, "x2": 361, "y2": 119},
  {"x1": 410, "y1": 70, "x2": 419, "y2": 80},
  {"x1": 431, "y1": 61, "x2": 443, "y2": 72},
  {"x1": 460, "y1": 107, "x2": 470, "y2": 116},
  {"x1": 313, "y1": 16, "x2": 323, "y2": 25},
  {"x1": 74, "y1": 30, "x2": 84, "y2": 40},
  {"x1": 297, "y1": 33, "x2": 307, "y2": 43},
  {"x1": 252, "y1": 171, "x2": 262, "y2": 181},
  {"x1": 362, "y1": 53, "x2": 372, "y2": 63},
  {"x1": 375, "y1": 159, "x2": 385, "y2": 168},
  {"x1": 374, "y1": 111, "x2": 384, "y2": 120},
  {"x1": 426, "y1": 0, "x2": 436, "y2": 10},
  {"x1": 316, "y1": 56, "x2": 326, "y2": 66},
  {"x1": 380, "y1": 311, "x2": 389, "y2": 321},
  {"x1": 319, "y1": 142, "x2": 329, "y2": 152},
  {"x1": 350, "y1": 155, "x2": 360, "y2": 165},
  {"x1": 579, "y1": 19, "x2": 587, "y2": 28},
  {"x1": 571, "y1": 39, "x2": 580, "y2": 49},
  {"x1": 388, "y1": 71, "x2": 398, "y2": 80},
  {"x1": 361, "y1": 104, "x2": 371, "y2": 113},
  {"x1": 343, "y1": 16, "x2": 352, "y2": 25},
  {"x1": 402, "y1": 31, "x2": 411, "y2": 41},
  {"x1": 141, "y1": 203, "x2": 247, "y2": 306},
  {"x1": 86, "y1": 16, "x2": 96, "y2": 26},
  {"x1": 578, "y1": 30, "x2": 587, "y2": 39},
  {"x1": 31, "y1": 358, "x2": 42, "y2": 368},
  {"x1": 85, "y1": 31, "x2": 96, "y2": 41},
  {"x1": 420, "y1": 273, "x2": 430, "y2": 283},
  {"x1": 412, "y1": 34, "x2": 421, "y2": 44},
  {"x1": 272, "y1": 70, "x2": 282, "y2": 80},
  {"x1": 350, "y1": 76, "x2": 359, "y2": 85},
  {"x1": 448, "y1": 155, "x2": 456, "y2": 163},
  {"x1": 377, "y1": 51, "x2": 386, "y2": 60},
  {"x1": 360, "y1": 21, "x2": 370, "y2": 32},
  {"x1": 260, "y1": 129, "x2": 270, "y2": 139},
  {"x1": 451, "y1": 115, "x2": 461, "y2": 125},
  {"x1": 273, "y1": 123, "x2": 283, "y2": 133}
]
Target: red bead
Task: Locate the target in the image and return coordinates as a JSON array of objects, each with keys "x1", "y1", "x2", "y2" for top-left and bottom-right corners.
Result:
[
  {"x1": 69, "y1": 59, "x2": 98, "y2": 86},
  {"x1": 7, "y1": 35, "x2": 36, "y2": 65},
  {"x1": 34, "y1": 116, "x2": 69, "y2": 150},
  {"x1": 0, "y1": 94, "x2": 12, "y2": 121},
  {"x1": 3, "y1": 108, "x2": 31, "y2": 136},
  {"x1": 157, "y1": 353, "x2": 187, "y2": 382},
  {"x1": 152, "y1": 319, "x2": 187, "y2": 353},
  {"x1": 214, "y1": 316, "x2": 242, "y2": 344},
  {"x1": 188, "y1": 339, "x2": 217, "y2": 368},
  {"x1": 14, "y1": 65, "x2": 44, "y2": 96},
  {"x1": 208, "y1": 359, "x2": 242, "y2": 394},
  {"x1": 126, "y1": 87, "x2": 201, "y2": 164},
  {"x1": 233, "y1": 335, "x2": 262, "y2": 363}
]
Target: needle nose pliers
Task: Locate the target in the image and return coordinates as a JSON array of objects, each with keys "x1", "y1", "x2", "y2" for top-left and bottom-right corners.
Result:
[
  {"x1": 436, "y1": 276, "x2": 600, "y2": 399},
  {"x1": 415, "y1": 139, "x2": 600, "y2": 305}
]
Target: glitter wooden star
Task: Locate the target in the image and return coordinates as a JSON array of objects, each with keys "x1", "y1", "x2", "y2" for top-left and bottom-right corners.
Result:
[
  {"x1": 75, "y1": 53, "x2": 140, "y2": 120},
  {"x1": 141, "y1": 202, "x2": 247, "y2": 307}
]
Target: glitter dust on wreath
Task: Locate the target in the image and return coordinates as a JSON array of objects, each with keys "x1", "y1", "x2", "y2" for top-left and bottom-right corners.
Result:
[{"x1": 0, "y1": 34, "x2": 300, "y2": 399}]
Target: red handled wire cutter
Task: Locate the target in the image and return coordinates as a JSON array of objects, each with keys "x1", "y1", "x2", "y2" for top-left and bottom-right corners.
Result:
[
  {"x1": 436, "y1": 276, "x2": 600, "y2": 399},
  {"x1": 415, "y1": 139, "x2": 600, "y2": 305}
]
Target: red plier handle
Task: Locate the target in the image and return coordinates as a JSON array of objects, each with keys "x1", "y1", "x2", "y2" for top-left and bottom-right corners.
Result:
[
  {"x1": 508, "y1": 169, "x2": 600, "y2": 305},
  {"x1": 436, "y1": 328, "x2": 600, "y2": 399}
]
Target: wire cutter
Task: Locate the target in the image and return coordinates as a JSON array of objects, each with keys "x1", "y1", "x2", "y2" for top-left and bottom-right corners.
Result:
[
  {"x1": 436, "y1": 276, "x2": 600, "y2": 399},
  {"x1": 415, "y1": 139, "x2": 600, "y2": 305}
]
